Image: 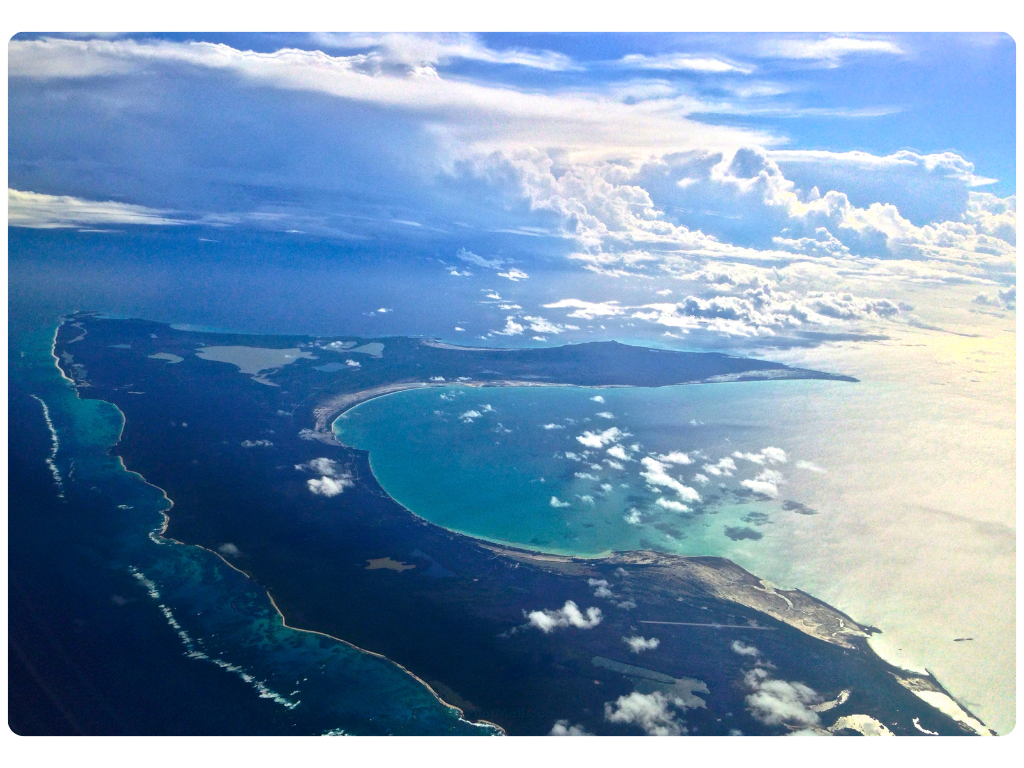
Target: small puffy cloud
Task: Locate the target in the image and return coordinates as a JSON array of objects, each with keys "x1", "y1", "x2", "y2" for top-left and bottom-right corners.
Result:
[
  {"x1": 795, "y1": 460, "x2": 826, "y2": 473},
  {"x1": 296, "y1": 457, "x2": 354, "y2": 497},
  {"x1": 733, "y1": 447, "x2": 787, "y2": 465},
  {"x1": 550, "y1": 720, "x2": 591, "y2": 736},
  {"x1": 624, "y1": 508, "x2": 642, "y2": 525},
  {"x1": 604, "y1": 691, "x2": 687, "y2": 736},
  {"x1": 589, "y1": 578, "x2": 615, "y2": 598},
  {"x1": 459, "y1": 409, "x2": 483, "y2": 422},
  {"x1": 640, "y1": 457, "x2": 701, "y2": 502},
  {"x1": 526, "y1": 600, "x2": 603, "y2": 632},
  {"x1": 307, "y1": 475, "x2": 354, "y2": 497},
  {"x1": 578, "y1": 494, "x2": 595, "y2": 505},
  {"x1": 702, "y1": 457, "x2": 737, "y2": 477},
  {"x1": 218, "y1": 543, "x2": 240, "y2": 557},
  {"x1": 732, "y1": 640, "x2": 760, "y2": 657},
  {"x1": 744, "y1": 667, "x2": 822, "y2": 728},
  {"x1": 456, "y1": 247, "x2": 503, "y2": 269},
  {"x1": 430, "y1": 376, "x2": 445, "y2": 382},
  {"x1": 655, "y1": 451, "x2": 692, "y2": 465},
  {"x1": 577, "y1": 427, "x2": 624, "y2": 448},
  {"x1": 606, "y1": 444, "x2": 631, "y2": 461},
  {"x1": 345, "y1": 359, "x2": 361, "y2": 368},
  {"x1": 575, "y1": 472, "x2": 600, "y2": 480},
  {"x1": 542, "y1": 423, "x2": 564, "y2": 430},
  {"x1": 544, "y1": 299, "x2": 625, "y2": 320},
  {"x1": 596, "y1": 411, "x2": 615, "y2": 419},
  {"x1": 498, "y1": 268, "x2": 529, "y2": 281},
  {"x1": 692, "y1": 473, "x2": 710, "y2": 485},
  {"x1": 741, "y1": 468, "x2": 785, "y2": 497},
  {"x1": 624, "y1": 635, "x2": 660, "y2": 654},
  {"x1": 550, "y1": 496, "x2": 572, "y2": 508},
  {"x1": 240, "y1": 439, "x2": 273, "y2": 447},
  {"x1": 590, "y1": 395, "x2": 605, "y2": 403},
  {"x1": 655, "y1": 497, "x2": 690, "y2": 513},
  {"x1": 323, "y1": 340, "x2": 356, "y2": 351},
  {"x1": 493, "y1": 317, "x2": 524, "y2": 336}
]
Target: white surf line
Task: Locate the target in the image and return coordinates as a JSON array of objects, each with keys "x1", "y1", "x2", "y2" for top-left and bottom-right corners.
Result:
[
  {"x1": 129, "y1": 566, "x2": 300, "y2": 710},
  {"x1": 913, "y1": 717, "x2": 939, "y2": 735},
  {"x1": 639, "y1": 620, "x2": 777, "y2": 630},
  {"x1": 30, "y1": 394, "x2": 65, "y2": 498}
]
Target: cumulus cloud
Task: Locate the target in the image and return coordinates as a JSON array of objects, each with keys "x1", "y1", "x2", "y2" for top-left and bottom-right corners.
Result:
[
  {"x1": 606, "y1": 444, "x2": 631, "y2": 461},
  {"x1": 542, "y1": 423, "x2": 564, "y2": 430},
  {"x1": 624, "y1": 635, "x2": 660, "y2": 653},
  {"x1": 526, "y1": 600, "x2": 603, "y2": 632},
  {"x1": 795, "y1": 460, "x2": 826, "y2": 473},
  {"x1": 295, "y1": 457, "x2": 354, "y2": 497},
  {"x1": 655, "y1": 451, "x2": 692, "y2": 465},
  {"x1": 550, "y1": 496, "x2": 572, "y2": 508},
  {"x1": 550, "y1": 720, "x2": 591, "y2": 735},
  {"x1": 544, "y1": 300, "x2": 626, "y2": 320},
  {"x1": 240, "y1": 439, "x2": 273, "y2": 447},
  {"x1": 623, "y1": 508, "x2": 643, "y2": 525},
  {"x1": 218, "y1": 543, "x2": 240, "y2": 557},
  {"x1": 732, "y1": 640, "x2": 760, "y2": 657},
  {"x1": 655, "y1": 497, "x2": 690, "y2": 513},
  {"x1": 640, "y1": 457, "x2": 701, "y2": 502},
  {"x1": 589, "y1": 578, "x2": 615, "y2": 598},
  {"x1": 604, "y1": 691, "x2": 688, "y2": 736},
  {"x1": 307, "y1": 475, "x2": 354, "y2": 497},
  {"x1": 596, "y1": 411, "x2": 615, "y2": 419},
  {"x1": 590, "y1": 395, "x2": 605, "y2": 403},
  {"x1": 459, "y1": 409, "x2": 483, "y2": 422},
  {"x1": 744, "y1": 667, "x2": 822, "y2": 728},
  {"x1": 702, "y1": 457, "x2": 737, "y2": 477},
  {"x1": 493, "y1": 317, "x2": 525, "y2": 336},
  {"x1": 733, "y1": 446, "x2": 787, "y2": 465},
  {"x1": 741, "y1": 468, "x2": 785, "y2": 497},
  {"x1": 577, "y1": 427, "x2": 624, "y2": 448}
]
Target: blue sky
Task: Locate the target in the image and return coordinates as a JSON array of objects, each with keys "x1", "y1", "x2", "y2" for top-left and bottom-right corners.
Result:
[{"x1": 8, "y1": 32, "x2": 1017, "y2": 345}]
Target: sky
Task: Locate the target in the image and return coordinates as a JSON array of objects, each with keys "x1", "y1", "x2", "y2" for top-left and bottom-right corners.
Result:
[
  {"x1": 8, "y1": 32, "x2": 1017, "y2": 350},
  {"x1": 5, "y1": 27, "x2": 1019, "y2": 740}
]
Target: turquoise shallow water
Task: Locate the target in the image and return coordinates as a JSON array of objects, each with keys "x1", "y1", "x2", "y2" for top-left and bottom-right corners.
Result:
[{"x1": 334, "y1": 380, "x2": 840, "y2": 560}]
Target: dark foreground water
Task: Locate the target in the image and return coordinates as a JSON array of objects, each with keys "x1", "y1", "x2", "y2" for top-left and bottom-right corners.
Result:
[{"x1": 8, "y1": 311, "x2": 496, "y2": 735}]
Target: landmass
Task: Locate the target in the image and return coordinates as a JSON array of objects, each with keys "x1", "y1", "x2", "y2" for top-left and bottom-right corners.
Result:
[{"x1": 52, "y1": 313, "x2": 990, "y2": 736}]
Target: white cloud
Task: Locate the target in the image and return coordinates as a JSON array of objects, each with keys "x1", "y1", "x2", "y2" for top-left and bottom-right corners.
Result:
[
  {"x1": 550, "y1": 496, "x2": 572, "y2": 508},
  {"x1": 459, "y1": 409, "x2": 482, "y2": 422},
  {"x1": 624, "y1": 635, "x2": 660, "y2": 653},
  {"x1": 596, "y1": 411, "x2": 615, "y2": 419},
  {"x1": 604, "y1": 691, "x2": 687, "y2": 736},
  {"x1": 526, "y1": 600, "x2": 603, "y2": 632},
  {"x1": 218, "y1": 543, "x2": 240, "y2": 557},
  {"x1": 345, "y1": 359, "x2": 360, "y2": 368},
  {"x1": 758, "y1": 36, "x2": 903, "y2": 66},
  {"x1": 640, "y1": 457, "x2": 701, "y2": 502},
  {"x1": 702, "y1": 457, "x2": 737, "y2": 477},
  {"x1": 550, "y1": 720, "x2": 591, "y2": 735},
  {"x1": 733, "y1": 446, "x2": 787, "y2": 465},
  {"x1": 542, "y1": 423, "x2": 564, "y2": 430},
  {"x1": 617, "y1": 53, "x2": 753, "y2": 74},
  {"x1": 606, "y1": 444, "x2": 631, "y2": 461},
  {"x1": 544, "y1": 299, "x2": 626, "y2": 320},
  {"x1": 589, "y1": 578, "x2": 615, "y2": 598},
  {"x1": 240, "y1": 439, "x2": 273, "y2": 447},
  {"x1": 741, "y1": 468, "x2": 785, "y2": 497},
  {"x1": 623, "y1": 508, "x2": 643, "y2": 525},
  {"x1": 498, "y1": 267, "x2": 529, "y2": 281},
  {"x1": 577, "y1": 427, "x2": 624, "y2": 448},
  {"x1": 522, "y1": 315, "x2": 576, "y2": 334},
  {"x1": 307, "y1": 475, "x2": 353, "y2": 497},
  {"x1": 590, "y1": 395, "x2": 605, "y2": 403},
  {"x1": 655, "y1": 497, "x2": 690, "y2": 513},
  {"x1": 8, "y1": 188, "x2": 183, "y2": 228},
  {"x1": 732, "y1": 640, "x2": 760, "y2": 657},
  {"x1": 655, "y1": 451, "x2": 692, "y2": 465},
  {"x1": 692, "y1": 473, "x2": 710, "y2": 485},
  {"x1": 493, "y1": 317, "x2": 524, "y2": 336},
  {"x1": 744, "y1": 667, "x2": 822, "y2": 728},
  {"x1": 795, "y1": 460, "x2": 826, "y2": 473},
  {"x1": 575, "y1": 472, "x2": 600, "y2": 481}
]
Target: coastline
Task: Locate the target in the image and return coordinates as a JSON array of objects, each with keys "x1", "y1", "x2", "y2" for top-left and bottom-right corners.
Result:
[{"x1": 48, "y1": 315, "x2": 997, "y2": 735}]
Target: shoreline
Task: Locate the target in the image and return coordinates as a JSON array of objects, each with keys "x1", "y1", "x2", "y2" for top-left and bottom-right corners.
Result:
[
  {"x1": 320, "y1": 371, "x2": 996, "y2": 736},
  {"x1": 49, "y1": 316, "x2": 996, "y2": 735}
]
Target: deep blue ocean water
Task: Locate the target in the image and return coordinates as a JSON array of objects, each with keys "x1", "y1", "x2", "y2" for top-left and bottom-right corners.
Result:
[{"x1": 8, "y1": 310, "x2": 497, "y2": 735}]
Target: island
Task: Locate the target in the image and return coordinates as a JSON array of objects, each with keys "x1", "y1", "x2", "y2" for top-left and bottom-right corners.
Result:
[{"x1": 52, "y1": 312, "x2": 989, "y2": 736}]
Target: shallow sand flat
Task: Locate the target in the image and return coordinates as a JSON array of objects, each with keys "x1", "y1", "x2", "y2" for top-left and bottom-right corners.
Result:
[
  {"x1": 194, "y1": 346, "x2": 314, "y2": 374},
  {"x1": 149, "y1": 352, "x2": 184, "y2": 363}
]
